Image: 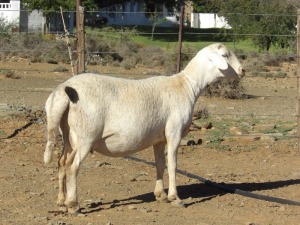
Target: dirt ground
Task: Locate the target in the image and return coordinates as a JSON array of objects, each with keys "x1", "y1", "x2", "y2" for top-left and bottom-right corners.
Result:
[{"x1": 1, "y1": 60, "x2": 300, "y2": 225}]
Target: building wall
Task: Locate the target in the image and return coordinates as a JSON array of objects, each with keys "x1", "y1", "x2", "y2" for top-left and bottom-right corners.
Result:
[
  {"x1": 19, "y1": 10, "x2": 45, "y2": 33},
  {"x1": 0, "y1": 0, "x2": 19, "y2": 24},
  {"x1": 191, "y1": 13, "x2": 231, "y2": 29},
  {"x1": 1, "y1": 1, "x2": 230, "y2": 32},
  {"x1": 0, "y1": 0, "x2": 45, "y2": 32},
  {"x1": 99, "y1": 1, "x2": 178, "y2": 27}
]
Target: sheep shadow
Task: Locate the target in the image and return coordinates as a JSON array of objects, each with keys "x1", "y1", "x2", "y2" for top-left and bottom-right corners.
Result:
[{"x1": 82, "y1": 178, "x2": 300, "y2": 214}]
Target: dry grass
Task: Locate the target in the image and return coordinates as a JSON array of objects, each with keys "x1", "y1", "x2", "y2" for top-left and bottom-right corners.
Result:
[{"x1": 3, "y1": 31, "x2": 295, "y2": 99}]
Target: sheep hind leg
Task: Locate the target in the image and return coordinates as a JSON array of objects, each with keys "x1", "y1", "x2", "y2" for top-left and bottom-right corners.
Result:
[
  {"x1": 63, "y1": 148, "x2": 81, "y2": 215},
  {"x1": 153, "y1": 143, "x2": 168, "y2": 203},
  {"x1": 64, "y1": 143, "x2": 92, "y2": 215},
  {"x1": 56, "y1": 119, "x2": 72, "y2": 213},
  {"x1": 56, "y1": 147, "x2": 70, "y2": 213}
]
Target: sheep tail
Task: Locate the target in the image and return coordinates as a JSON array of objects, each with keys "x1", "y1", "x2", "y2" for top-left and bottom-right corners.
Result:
[{"x1": 44, "y1": 86, "x2": 73, "y2": 164}]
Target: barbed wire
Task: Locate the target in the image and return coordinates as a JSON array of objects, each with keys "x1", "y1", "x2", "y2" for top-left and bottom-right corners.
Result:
[
  {"x1": 0, "y1": 9, "x2": 298, "y2": 17},
  {"x1": 0, "y1": 49, "x2": 297, "y2": 57},
  {"x1": 0, "y1": 66, "x2": 299, "y2": 80},
  {"x1": 184, "y1": 32, "x2": 297, "y2": 38},
  {"x1": 0, "y1": 11, "x2": 298, "y2": 129},
  {"x1": 0, "y1": 30, "x2": 297, "y2": 39},
  {"x1": 0, "y1": 104, "x2": 297, "y2": 119}
]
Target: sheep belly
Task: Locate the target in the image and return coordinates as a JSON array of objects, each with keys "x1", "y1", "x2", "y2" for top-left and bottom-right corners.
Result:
[{"x1": 92, "y1": 129, "x2": 165, "y2": 157}]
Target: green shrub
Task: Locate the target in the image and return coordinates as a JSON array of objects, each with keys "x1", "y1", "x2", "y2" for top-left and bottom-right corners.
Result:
[{"x1": 0, "y1": 17, "x2": 16, "y2": 37}]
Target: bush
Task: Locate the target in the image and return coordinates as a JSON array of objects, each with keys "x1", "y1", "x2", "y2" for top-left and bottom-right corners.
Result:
[
  {"x1": 121, "y1": 56, "x2": 138, "y2": 70},
  {"x1": 242, "y1": 49, "x2": 295, "y2": 77},
  {"x1": 84, "y1": 27, "x2": 179, "y2": 74},
  {"x1": 202, "y1": 79, "x2": 246, "y2": 99},
  {"x1": 51, "y1": 66, "x2": 68, "y2": 72},
  {"x1": 138, "y1": 46, "x2": 165, "y2": 67},
  {"x1": 85, "y1": 27, "x2": 126, "y2": 63},
  {"x1": 1, "y1": 70, "x2": 20, "y2": 79},
  {"x1": 0, "y1": 33, "x2": 71, "y2": 64},
  {"x1": 0, "y1": 17, "x2": 16, "y2": 37}
]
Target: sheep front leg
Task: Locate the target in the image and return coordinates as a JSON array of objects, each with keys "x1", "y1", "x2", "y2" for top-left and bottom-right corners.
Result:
[
  {"x1": 153, "y1": 143, "x2": 168, "y2": 203},
  {"x1": 166, "y1": 133, "x2": 185, "y2": 207}
]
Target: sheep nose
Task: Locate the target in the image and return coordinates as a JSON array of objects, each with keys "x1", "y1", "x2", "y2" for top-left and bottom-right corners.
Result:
[{"x1": 239, "y1": 67, "x2": 246, "y2": 77}]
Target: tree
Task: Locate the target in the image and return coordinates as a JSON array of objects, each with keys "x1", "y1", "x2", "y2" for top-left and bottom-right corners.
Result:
[
  {"x1": 21, "y1": 0, "x2": 102, "y2": 11},
  {"x1": 22, "y1": 0, "x2": 184, "y2": 34},
  {"x1": 192, "y1": 0, "x2": 221, "y2": 13},
  {"x1": 0, "y1": 17, "x2": 17, "y2": 38},
  {"x1": 22, "y1": 0, "x2": 99, "y2": 33},
  {"x1": 149, "y1": 13, "x2": 166, "y2": 41},
  {"x1": 216, "y1": 0, "x2": 299, "y2": 51},
  {"x1": 22, "y1": 0, "x2": 183, "y2": 11}
]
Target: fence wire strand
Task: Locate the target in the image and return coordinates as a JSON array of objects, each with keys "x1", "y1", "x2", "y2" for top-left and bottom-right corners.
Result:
[{"x1": 0, "y1": 10, "x2": 299, "y2": 142}]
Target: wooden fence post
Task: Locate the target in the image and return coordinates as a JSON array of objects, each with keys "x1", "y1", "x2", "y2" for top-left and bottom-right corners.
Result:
[
  {"x1": 297, "y1": 9, "x2": 300, "y2": 152},
  {"x1": 76, "y1": 0, "x2": 85, "y2": 74},
  {"x1": 60, "y1": 7, "x2": 75, "y2": 76}
]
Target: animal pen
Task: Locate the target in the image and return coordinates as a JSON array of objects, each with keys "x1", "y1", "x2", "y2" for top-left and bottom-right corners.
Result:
[
  {"x1": 73, "y1": 6, "x2": 300, "y2": 154},
  {"x1": 1, "y1": 5, "x2": 300, "y2": 224}
]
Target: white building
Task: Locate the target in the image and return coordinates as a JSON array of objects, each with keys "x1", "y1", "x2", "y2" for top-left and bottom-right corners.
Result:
[
  {"x1": 98, "y1": 2, "x2": 178, "y2": 27},
  {"x1": 0, "y1": 0, "x2": 230, "y2": 33},
  {"x1": 0, "y1": 0, "x2": 46, "y2": 32},
  {"x1": 0, "y1": 0, "x2": 20, "y2": 24},
  {"x1": 191, "y1": 13, "x2": 230, "y2": 29},
  {"x1": 0, "y1": 0, "x2": 178, "y2": 32}
]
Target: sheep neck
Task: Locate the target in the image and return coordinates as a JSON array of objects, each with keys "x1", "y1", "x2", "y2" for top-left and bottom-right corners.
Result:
[
  {"x1": 177, "y1": 71, "x2": 197, "y2": 100},
  {"x1": 180, "y1": 68, "x2": 204, "y2": 100},
  {"x1": 181, "y1": 51, "x2": 221, "y2": 100}
]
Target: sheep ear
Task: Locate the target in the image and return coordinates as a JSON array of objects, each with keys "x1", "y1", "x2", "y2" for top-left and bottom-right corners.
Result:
[{"x1": 207, "y1": 52, "x2": 228, "y2": 70}]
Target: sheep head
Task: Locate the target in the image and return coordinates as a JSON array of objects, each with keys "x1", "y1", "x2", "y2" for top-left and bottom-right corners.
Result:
[
  {"x1": 202, "y1": 43, "x2": 245, "y2": 79},
  {"x1": 183, "y1": 43, "x2": 245, "y2": 90}
]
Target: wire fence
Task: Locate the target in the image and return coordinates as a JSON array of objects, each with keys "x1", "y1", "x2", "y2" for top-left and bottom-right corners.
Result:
[
  {"x1": 0, "y1": 10, "x2": 299, "y2": 144},
  {"x1": 0, "y1": 10, "x2": 298, "y2": 60}
]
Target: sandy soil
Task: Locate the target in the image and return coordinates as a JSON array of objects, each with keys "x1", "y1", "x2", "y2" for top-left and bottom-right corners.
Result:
[{"x1": 1, "y1": 60, "x2": 300, "y2": 225}]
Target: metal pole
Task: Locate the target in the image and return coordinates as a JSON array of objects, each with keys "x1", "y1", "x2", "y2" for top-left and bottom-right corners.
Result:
[
  {"x1": 297, "y1": 9, "x2": 300, "y2": 152},
  {"x1": 176, "y1": 6, "x2": 184, "y2": 73}
]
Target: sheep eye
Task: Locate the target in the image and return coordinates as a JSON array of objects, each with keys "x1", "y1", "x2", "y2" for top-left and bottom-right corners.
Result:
[{"x1": 221, "y1": 51, "x2": 231, "y2": 58}]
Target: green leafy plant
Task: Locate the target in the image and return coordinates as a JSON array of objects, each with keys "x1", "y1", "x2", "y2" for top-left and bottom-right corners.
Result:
[
  {"x1": 260, "y1": 126, "x2": 295, "y2": 135},
  {"x1": 207, "y1": 130, "x2": 231, "y2": 151}
]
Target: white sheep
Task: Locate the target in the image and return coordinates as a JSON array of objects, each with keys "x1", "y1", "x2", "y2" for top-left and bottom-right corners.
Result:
[{"x1": 44, "y1": 43, "x2": 245, "y2": 214}]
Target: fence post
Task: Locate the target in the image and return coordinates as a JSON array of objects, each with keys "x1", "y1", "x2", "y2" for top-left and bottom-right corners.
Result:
[
  {"x1": 297, "y1": 9, "x2": 300, "y2": 152},
  {"x1": 60, "y1": 7, "x2": 75, "y2": 76},
  {"x1": 176, "y1": 6, "x2": 184, "y2": 73},
  {"x1": 76, "y1": 0, "x2": 85, "y2": 74}
]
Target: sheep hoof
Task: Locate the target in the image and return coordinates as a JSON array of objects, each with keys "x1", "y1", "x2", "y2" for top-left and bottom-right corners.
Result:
[
  {"x1": 156, "y1": 196, "x2": 170, "y2": 203},
  {"x1": 58, "y1": 205, "x2": 68, "y2": 213},
  {"x1": 67, "y1": 205, "x2": 81, "y2": 215},
  {"x1": 171, "y1": 199, "x2": 186, "y2": 208},
  {"x1": 155, "y1": 192, "x2": 169, "y2": 203}
]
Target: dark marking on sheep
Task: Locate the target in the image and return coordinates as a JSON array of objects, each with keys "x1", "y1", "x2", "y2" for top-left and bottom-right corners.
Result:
[{"x1": 65, "y1": 86, "x2": 79, "y2": 103}]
